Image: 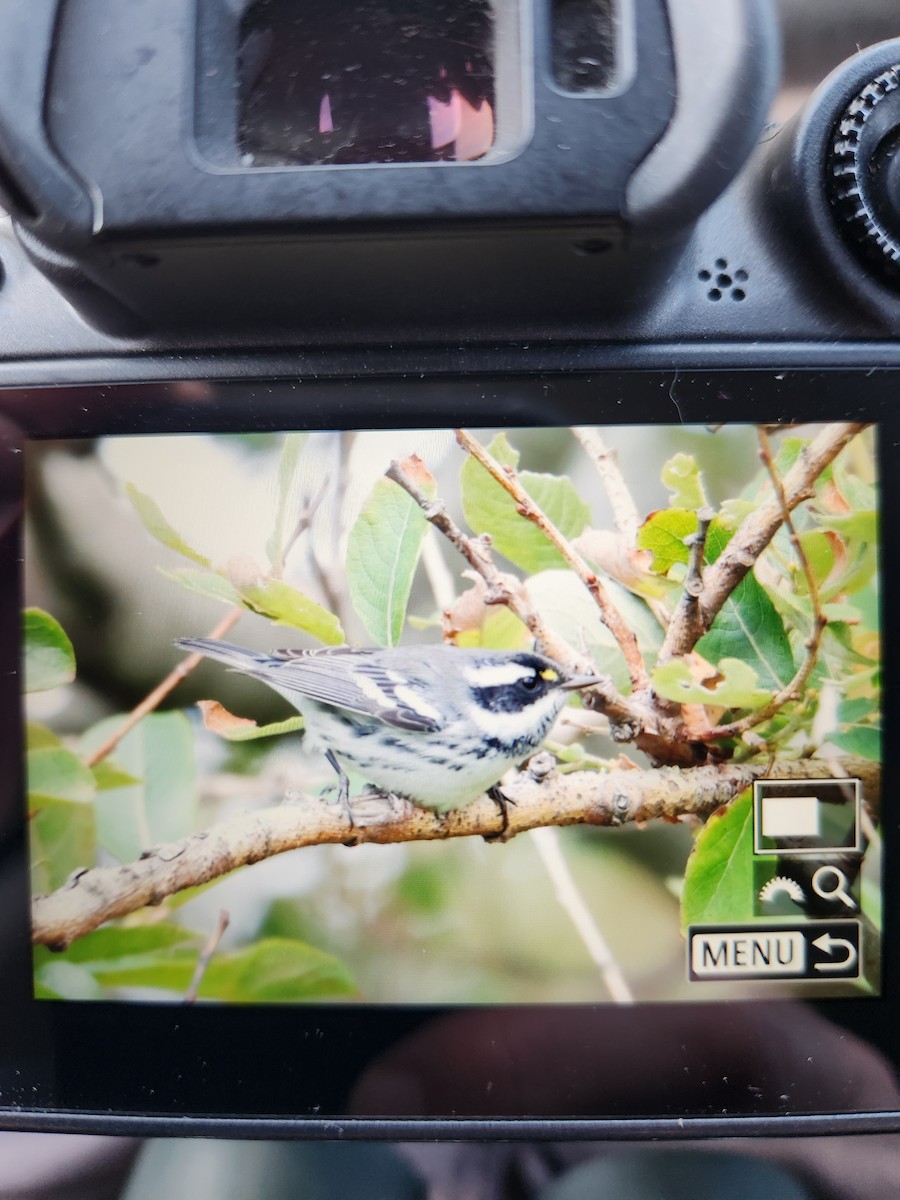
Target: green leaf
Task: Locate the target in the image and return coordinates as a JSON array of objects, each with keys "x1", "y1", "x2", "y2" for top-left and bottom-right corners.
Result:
[
  {"x1": 80, "y1": 711, "x2": 197, "y2": 863},
  {"x1": 126, "y1": 483, "x2": 211, "y2": 567},
  {"x1": 652, "y1": 658, "x2": 771, "y2": 709},
  {"x1": 453, "y1": 606, "x2": 530, "y2": 651},
  {"x1": 831, "y1": 726, "x2": 881, "y2": 760},
  {"x1": 829, "y1": 696, "x2": 881, "y2": 760},
  {"x1": 168, "y1": 566, "x2": 343, "y2": 645},
  {"x1": 30, "y1": 797, "x2": 96, "y2": 894},
  {"x1": 661, "y1": 453, "x2": 707, "y2": 509},
  {"x1": 527, "y1": 569, "x2": 661, "y2": 690},
  {"x1": 92, "y1": 760, "x2": 143, "y2": 790},
  {"x1": 164, "y1": 569, "x2": 243, "y2": 606},
  {"x1": 460, "y1": 433, "x2": 591, "y2": 573},
  {"x1": 26, "y1": 722, "x2": 63, "y2": 751},
  {"x1": 832, "y1": 460, "x2": 875, "y2": 513},
  {"x1": 346, "y1": 468, "x2": 434, "y2": 647},
  {"x1": 637, "y1": 510, "x2": 698, "y2": 575},
  {"x1": 696, "y1": 573, "x2": 795, "y2": 691},
  {"x1": 682, "y1": 791, "x2": 755, "y2": 930},
  {"x1": 241, "y1": 579, "x2": 344, "y2": 644},
  {"x1": 814, "y1": 509, "x2": 878, "y2": 544},
  {"x1": 265, "y1": 433, "x2": 308, "y2": 574},
  {"x1": 58, "y1": 922, "x2": 199, "y2": 966},
  {"x1": 94, "y1": 938, "x2": 356, "y2": 1002},
  {"x1": 23, "y1": 609, "x2": 75, "y2": 693},
  {"x1": 35, "y1": 960, "x2": 103, "y2": 1001},
  {"x1": 27, "y1": 747, "x2": 96, "y2": 803}
]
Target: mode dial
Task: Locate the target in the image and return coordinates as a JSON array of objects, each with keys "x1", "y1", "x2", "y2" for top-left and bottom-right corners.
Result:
[{"x1": 829, "y1": 65, "x2": 900, "y2": 288}]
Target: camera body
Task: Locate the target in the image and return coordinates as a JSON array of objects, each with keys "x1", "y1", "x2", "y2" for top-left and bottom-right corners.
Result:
[
  {"x1": 1, "y1": 0, "x2": 900, "y2": 1163},
  {"x1": 2, "y1": 0, "x2": 898, "y2": 352}
]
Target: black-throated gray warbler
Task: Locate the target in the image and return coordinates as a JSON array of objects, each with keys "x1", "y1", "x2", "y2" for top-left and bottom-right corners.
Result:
[{"x1": 178, "y1": 639, "x2": 599, "y2": 813}]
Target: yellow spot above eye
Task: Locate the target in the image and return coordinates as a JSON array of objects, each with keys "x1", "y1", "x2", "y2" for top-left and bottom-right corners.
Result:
[{"x1": 540, "y1": 668, "x2": 559, "y2": 682}]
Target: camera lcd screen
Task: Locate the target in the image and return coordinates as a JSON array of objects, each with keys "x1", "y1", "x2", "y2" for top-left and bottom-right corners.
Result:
[
  {"x1": 21, "y1": 419, "x2": 881, "y2": 1007},
  {"x1": 0, "y1": 369, "x2": 895, "y2": 1130}
]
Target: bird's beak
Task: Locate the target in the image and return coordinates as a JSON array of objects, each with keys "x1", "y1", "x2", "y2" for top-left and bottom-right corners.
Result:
[{"x1": 560, "y1": 673, "x2": 603, "y2": 691}]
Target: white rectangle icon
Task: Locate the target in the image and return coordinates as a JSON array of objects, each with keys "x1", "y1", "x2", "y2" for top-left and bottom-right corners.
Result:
[
  {"x1": 690, "y1": 931, "x2": 806, "y2": 977},
  {"x1": 760, "y1": 795, "x2": 820, "y2": 838}
]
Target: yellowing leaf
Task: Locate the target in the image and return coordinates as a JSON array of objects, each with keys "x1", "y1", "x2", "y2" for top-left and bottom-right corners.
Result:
[
  {"x1": 661, "y1": 453, "x2": 707, "y2": 509},
  {"x1": 637, "y1": 509, "x2": 698, "y2": 574},
  {"x1": 241, "y1": 579, "x2": 344, "y2": 644},
  {"x1": 652, "y1": 658, "x2": 771, "y2": 710}
]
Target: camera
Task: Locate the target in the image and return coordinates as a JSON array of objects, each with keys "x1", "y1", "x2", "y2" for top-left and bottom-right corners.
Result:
[{"x1": 0, "y1": 0, "x2": 899, "y2": 1179}]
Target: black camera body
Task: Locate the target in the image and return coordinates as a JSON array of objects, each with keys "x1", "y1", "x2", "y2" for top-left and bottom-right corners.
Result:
[
  {"x1": 0, "y1": 0, "x2": 895, "y2": 351},
  {"x1": 3, "y1": 2, "x2": 900, "y2": 351},
  {"x1": 2, "y1": 0, "x2": 900, "y2": 1169}
]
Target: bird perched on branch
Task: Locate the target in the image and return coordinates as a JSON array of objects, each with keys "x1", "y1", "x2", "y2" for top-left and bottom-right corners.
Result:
[{"x1": 178, "y1": 639, "x2": 598, "y2": 815}]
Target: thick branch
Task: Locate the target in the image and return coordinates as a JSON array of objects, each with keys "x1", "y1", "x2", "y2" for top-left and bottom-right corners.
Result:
[
  {"x1": 455, "y1": 428, "x2": 650, "y2": 692},
  {"x1": 33, "y1": 757, "x2": 878, "y2": 950},
  {"x1": 659, "y1": 422, "x2": 865, "y2": 662}
]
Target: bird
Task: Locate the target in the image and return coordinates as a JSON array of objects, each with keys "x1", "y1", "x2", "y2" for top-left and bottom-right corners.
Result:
[{"x1": 177, "y1": 639, "x2": 599, "y2": 815}]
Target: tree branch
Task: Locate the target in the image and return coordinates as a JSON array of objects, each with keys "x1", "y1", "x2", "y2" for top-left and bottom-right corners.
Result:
[
  {"x1": 657, "y1": 506, "x2": 714, "y2": 666},
  {"x1": 659, "y1": 422, "x2": 866, "y2": 662},
  {"x1": 529, "y1": 824, "x2": 634, "y2": 1004},
  {"x1": 572, "y1": 426, "x2": 640, "y2": 544},
  {"x1": 386, "y1": 458, "x2": 640, "y2": 729},
  {"x1": 84, "y1": 605, "x2": 244, "y2": 768},
  {"x1": 455, "y1": 428, "x2": 650, "y2": 692},
  {"x1": 697, "y1": 429, "x2": 828, "y2": 743},
  {"x1": 32, "y1": 757, "x2": 878, "y2": 950}
]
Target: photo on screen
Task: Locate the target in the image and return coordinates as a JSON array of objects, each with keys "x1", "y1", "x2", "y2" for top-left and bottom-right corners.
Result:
[{"x1": 23, "y1": 420, "x2": 880, "y2": 1005}]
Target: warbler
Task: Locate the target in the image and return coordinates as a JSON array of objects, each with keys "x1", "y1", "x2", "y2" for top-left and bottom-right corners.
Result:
[{"x1": 177, "y1": 639, "x2": 598, "y2": 813}]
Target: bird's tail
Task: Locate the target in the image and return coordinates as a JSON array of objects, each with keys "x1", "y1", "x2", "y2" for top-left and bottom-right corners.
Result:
[{"x1": 176, "y1": 637, "x2": 270, "y2": 676}]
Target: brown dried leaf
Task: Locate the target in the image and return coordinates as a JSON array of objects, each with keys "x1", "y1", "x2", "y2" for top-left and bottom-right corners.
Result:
[
  {"x1": 573, "y1": 529, "x2": 667, "y2": 598},
  {"x1": 197, "y1": 700, "x2": 258, "y2": 735}
]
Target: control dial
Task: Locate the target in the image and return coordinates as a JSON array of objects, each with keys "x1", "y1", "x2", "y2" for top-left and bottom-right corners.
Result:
[{"x1": 829, "y1": 65, "x2": 900, "y2": 287}]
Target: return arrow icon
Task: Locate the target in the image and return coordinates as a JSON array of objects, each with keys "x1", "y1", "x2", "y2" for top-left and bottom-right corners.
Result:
[{"x1": 812, "y1": 931, "x2": 858, "y2": 972}]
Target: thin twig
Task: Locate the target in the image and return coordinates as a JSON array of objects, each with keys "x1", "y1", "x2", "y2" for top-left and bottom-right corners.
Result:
[
  {"x1": 84, "y1": 605, "x2": 243, "y2": 768},
  {"x1": 455, "y1": 428, "x2": 650, "y2": 692},
  {"x1": 658, "y1": 506, "x2": 714, "y2": 666},
  {"x1": 32, "y1": 756, "x2": 878, "y2": 949},
  {"x1": 529, "y1": 825, "x2": 634, "y2": 1004},
  {"x1": 386, "y1": 458, "x2": 639, "y2": 728},
  {"x1": 184, "y1": 909, "x2": 230, "y2": 1004},
  {"x1": 572, "y1": 427, "x2": 641, "y2": 545},
  {"x1": 659, "y1": 422, "x2": 865, "y2": 662},
  {"x1": 697, "y1": 429, "x2": 828, "y2": 743},
  {"x1": 276, "y1": 481, "x2": 327, "y2": 580}
]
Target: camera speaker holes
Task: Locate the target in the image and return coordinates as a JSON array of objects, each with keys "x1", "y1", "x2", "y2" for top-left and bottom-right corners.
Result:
[{"x1": 698, "y1": 260, "x2": 747, "y2": 301}]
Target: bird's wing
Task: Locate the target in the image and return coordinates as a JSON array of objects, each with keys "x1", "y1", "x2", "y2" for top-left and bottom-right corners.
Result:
[{"x1": 268, "y1": 648, "x2": 445, "y2": 733}]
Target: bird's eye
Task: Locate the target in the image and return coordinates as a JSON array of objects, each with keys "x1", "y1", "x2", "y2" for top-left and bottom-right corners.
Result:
[{"x1": 519, "y1": 673, "x2": 540, "y2": 691}]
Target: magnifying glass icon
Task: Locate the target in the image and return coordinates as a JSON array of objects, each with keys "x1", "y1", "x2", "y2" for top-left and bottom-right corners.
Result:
[{"x1": 811, "y1": 865, "x2": 856, "y2": 909}]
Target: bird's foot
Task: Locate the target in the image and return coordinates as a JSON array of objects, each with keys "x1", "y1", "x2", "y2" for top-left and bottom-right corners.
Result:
[{"x1": 482, "y1": 785, "x2": 516, "y2": 843}]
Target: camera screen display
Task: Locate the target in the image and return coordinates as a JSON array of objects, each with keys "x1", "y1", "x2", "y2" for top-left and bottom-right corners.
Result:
[{"x1": 21, "y1": 418, "x2": 880, "y2": 1008}]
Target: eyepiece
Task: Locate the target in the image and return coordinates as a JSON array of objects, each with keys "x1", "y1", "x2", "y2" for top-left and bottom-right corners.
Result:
[{"x1": 237, "y1": 0, "x2": 497, "y2": 166}]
